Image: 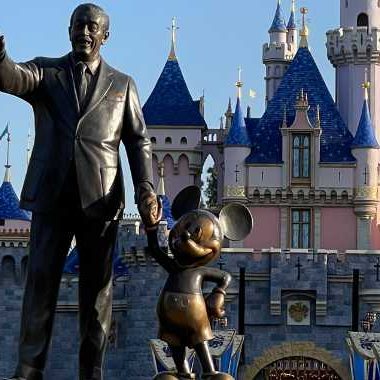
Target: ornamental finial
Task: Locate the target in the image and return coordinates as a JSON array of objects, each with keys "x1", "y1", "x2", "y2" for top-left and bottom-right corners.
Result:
[
  {"x1": 236, "y1": 66, "x2": 243, "y2": 99},
  {"x1": 362, "y1": 68, "x2": 371, "y2": 101},
  {"x1": 168, "y1": 17, "x2": 179, "y2": 61},
  {"x1": 299, "y1": 7, "x2": 309, "y2": 48}
]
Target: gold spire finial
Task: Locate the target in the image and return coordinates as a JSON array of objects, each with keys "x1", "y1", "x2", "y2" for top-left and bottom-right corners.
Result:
[
  {"x1": 4, "y1": 125, "x2": 10, "y2": 183},
  {"x1": 236, "y1": 66, "x2": 243, "y2": 99},
  {"x1": 168, "y1": 17, "x2": 179, "y2": 61},
  {"x1": 299, "y1": 7, "x2": 309, "y2": 48},
  {"x1": 362, "y1": 68, "x2": 371, "y2": 101}
]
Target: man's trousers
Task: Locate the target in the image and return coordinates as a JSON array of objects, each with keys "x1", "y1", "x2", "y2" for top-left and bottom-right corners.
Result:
[{"x1": 14, "y1": 206, "x2": 118, "y2": 380}]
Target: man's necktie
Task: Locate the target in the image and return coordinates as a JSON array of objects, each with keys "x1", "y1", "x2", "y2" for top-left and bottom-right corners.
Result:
[{"x1": 75, "y1": 61, "x2": 88, "y2": 109}]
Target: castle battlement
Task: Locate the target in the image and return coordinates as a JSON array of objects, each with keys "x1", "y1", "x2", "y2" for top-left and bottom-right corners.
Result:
[
  {"x1": 327, "y1": 26, "x2": 380, "y2": 65},
  {"x1": 262, "y1": 42, "x2": 295, "y2": 63}
]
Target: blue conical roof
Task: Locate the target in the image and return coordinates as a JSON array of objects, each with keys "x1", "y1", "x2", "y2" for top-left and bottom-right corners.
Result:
[
  {"x1": 287, "y1": 7, "x2": 296, "y2": 29},
  {"x1": 225, "y1": 98, "x2": 251, "y2": 146},
  {"x1": 0, "y1": 178, "x2": 30, "y2": 221},
  {"x1": 143, "y1": 58, "x2": 206, "y2": 127},
  {"x1": 352, "y1": 99, "x2": 380, "y2": 149},
  {"x1": 269, "y1": 1, "x2": 287, "y2": 33},
  {"x1": 63, "y1": 241, "x2": 128, "y2": 277},
  {"x1": 246, "y1": 47, "x2": 355, "y2": 164}
]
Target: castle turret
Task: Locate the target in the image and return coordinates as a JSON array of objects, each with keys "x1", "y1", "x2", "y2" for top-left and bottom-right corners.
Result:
[
  {"x1": 263, "y1": 0, "x2": 297, "y2": 107},
  {"x1": 287, "y1": 0, "x2": 298, "y2": 51},
  {"x1": 327, "y1": 0, "x2": 380, "y2": 142},
  {"x1": 223, "y1": 69, "x2": 250, "y2": 203},
  {"x1": 143, "y1": 18, "x2": 206, "y2": 201},
  {"x1": 351, "y1": 79, "x2": 380, "y2": 249}
]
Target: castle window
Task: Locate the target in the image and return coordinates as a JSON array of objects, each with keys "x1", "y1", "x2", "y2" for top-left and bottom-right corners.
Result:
[
  {"x1": 150, "y1": 137, "x2": 157, "y2": 144},
  {"x1": 291, "y1": 209, "x2": 311, "y2": 248},
  {"x1": 165, "y1": 137, "x2": 172, "y2": 144},
  {"x1": 180, "y1": 137, "x2": 188, "y2": 145},
  {"x1": 357, "y1": 13, "x2": 369, "y2": 27},
  {"x1": 345, "y1": 0, "x2": 348, "y2": 8},
  {"x1": 292, "y1": 134, "x2": 310, "y2": 179}
]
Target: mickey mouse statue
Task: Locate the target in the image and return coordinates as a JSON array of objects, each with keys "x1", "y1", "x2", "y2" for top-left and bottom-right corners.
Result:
[{"x1": 146, "y1": 186, "x2": 253, "y2": 380}]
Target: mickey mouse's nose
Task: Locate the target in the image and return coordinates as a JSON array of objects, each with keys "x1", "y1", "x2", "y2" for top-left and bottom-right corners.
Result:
[{"x1": 181, "y1": 231, "x2": 191, "y2": 242}]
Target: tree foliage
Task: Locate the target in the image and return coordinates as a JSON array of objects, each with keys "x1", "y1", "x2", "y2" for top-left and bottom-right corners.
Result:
[{"x1": 204, "y1": 167, "x2": 217, "y2": 208}]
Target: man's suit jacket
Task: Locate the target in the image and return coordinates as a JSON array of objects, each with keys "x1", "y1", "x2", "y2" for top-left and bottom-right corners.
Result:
[{"x1": 0, "y1": 52, "x2": 153, "y2": 219}]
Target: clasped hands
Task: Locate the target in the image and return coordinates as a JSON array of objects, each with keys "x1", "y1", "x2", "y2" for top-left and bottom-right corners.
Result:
[{"x1": 138, "y1": 191, "x2": 162, "y2": 230}]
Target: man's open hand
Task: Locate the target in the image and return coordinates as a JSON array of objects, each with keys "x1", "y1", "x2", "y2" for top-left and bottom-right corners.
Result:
[{"x1": 138, "y1": 191, "x2": 162, "y2": 229}]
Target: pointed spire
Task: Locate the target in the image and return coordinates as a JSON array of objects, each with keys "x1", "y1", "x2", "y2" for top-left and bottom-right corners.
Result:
[
  {"x1": 4, "y1": 128, "x2": 10, "y2": 183},
  {"x1": 269, "y1": 0, "x2": 287, "y2": 33},
  {"x1": 287, "y1": 0, "x2": 296, "y2": 29},
  {"x1": 156, "y1": 162, "x2": 166, "y2": 196},
  {"x1": 236, "y1": 66, "x2": 243, "y2": 99},
  {"x1": 352, "y1": 75, "x2": 379, "y2": 149},
  {"x1": 226, "y1": 98, "x2": 232, "y2": 114},
  {"x1": 299, "y1": 7, "x2": 309, "y2": 48},
  {"x1": 225, "y1": 73, "x2": 250, "y2": 146},
  {"x1": 168, "y1": 17, "x2": 179, "y2": 61}
]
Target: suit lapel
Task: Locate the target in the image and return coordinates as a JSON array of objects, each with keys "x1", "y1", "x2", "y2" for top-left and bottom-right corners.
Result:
[
  {"x1": 56, "y1": 55, "x2": 80, "y2": 115},
  {"x1": 81, "y1": 59, "x2": 114, "y2": 120}
]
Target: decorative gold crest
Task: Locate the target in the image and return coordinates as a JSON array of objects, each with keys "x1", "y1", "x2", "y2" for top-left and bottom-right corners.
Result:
[{"x1": 289, "y1": 302, "x2": 309, "y2": 323}]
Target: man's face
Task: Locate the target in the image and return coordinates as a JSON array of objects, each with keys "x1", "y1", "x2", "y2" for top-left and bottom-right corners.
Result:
[{"x1": 69, "y1": 7, "x2": 109, "y2": 62}]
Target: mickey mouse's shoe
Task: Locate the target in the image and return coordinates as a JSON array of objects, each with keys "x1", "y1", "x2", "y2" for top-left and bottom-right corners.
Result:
[{"x1": 201, "y1": 372, "x2": 234, "y2": 380}]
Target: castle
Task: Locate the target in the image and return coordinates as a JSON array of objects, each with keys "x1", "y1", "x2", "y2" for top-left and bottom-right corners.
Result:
[{"x1": 1, "y1": 0, "x2": 380, "y2": 378}]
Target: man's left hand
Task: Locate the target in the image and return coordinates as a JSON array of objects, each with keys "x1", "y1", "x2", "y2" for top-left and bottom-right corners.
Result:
[{"x1": 138, "y1": 191, "x2": 162, "y2": 229}]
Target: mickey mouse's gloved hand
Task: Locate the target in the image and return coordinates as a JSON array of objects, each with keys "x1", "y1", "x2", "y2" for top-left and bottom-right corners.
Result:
[{"x1": 205, "y1": 288, "x2": 226, "y2": 319}]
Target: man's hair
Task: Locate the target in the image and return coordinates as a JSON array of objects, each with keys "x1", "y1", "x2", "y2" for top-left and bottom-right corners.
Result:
[{"x1": 70, "y1": 3, "x2": 110, "y2": 32}]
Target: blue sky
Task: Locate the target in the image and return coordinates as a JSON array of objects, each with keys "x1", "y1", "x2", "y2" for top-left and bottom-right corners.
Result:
[{"x1": 0, "y1": 0, "x2": 339, "y2": 213}]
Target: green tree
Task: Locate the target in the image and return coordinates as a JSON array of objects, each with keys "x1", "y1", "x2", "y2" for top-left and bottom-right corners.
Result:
[{"x1": 204, "y1": 167, "x2": 217, "y2": 208}]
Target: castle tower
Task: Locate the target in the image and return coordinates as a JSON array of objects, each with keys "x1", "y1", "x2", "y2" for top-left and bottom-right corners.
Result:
[
  {"x1": 351, "y1": 79, "x2": 380, "y2": 249},
  {"x1": 327, "y1": 0, "x2": 380, "y2": 142},
  {"x1": 143, "y1": 18, "x2": 207, "y2": 201},
  {"x1": 263, "y1": 0, "x2": 297, "y2": 107},
  {"x1": 287, "y1": 0, "x2": 298, "y2": 52},
  {"x1": 223, "y1": 69, "x2": 251, "y2": 203}
]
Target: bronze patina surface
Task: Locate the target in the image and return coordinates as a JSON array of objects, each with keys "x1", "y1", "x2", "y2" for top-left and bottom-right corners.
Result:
[
  {"x1": 148, "y1": 186, "x2": 252, "y2": 379},
  {"x1": 0, "y1": 3, "x2": 161, "y2": 380}
]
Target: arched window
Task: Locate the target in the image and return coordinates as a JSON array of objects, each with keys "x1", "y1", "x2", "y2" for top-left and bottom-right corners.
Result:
[
  {"x1": 165, "y1": 137, "x2": 172, "y2": 144},
  {"x1": 150, "y1": 137, "x2": 157, "y2": 144},
  {"x1": 180, "y1": 137, "x2": 187, "y2": 145},
  {"x1": 292, "y1": 134, "x2": 310, "y2": 179},
  {"x1": 357, "y1": 13, "x2": 369, "y2": 27},
  {"x1": 345, "y1": 0, "x2": 348, "y2": 8}
]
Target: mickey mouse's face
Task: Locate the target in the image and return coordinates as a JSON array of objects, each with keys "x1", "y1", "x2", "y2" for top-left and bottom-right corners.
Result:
[{"x1": 169, "y1": 210, "x2": 223, "y2": 268}]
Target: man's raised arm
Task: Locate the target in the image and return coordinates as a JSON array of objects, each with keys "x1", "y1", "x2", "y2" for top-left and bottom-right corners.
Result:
[{"x1": 0, "y1": 35, "x2": 41, "y2": 97}]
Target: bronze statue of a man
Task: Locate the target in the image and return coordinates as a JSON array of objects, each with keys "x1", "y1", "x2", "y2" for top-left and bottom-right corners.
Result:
[{"x1": 0, "y1": 3, "x2": 161, "y2": 380}]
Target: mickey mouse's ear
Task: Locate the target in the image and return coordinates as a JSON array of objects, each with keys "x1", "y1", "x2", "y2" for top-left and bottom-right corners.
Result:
[
  {"x1": 171, "y1": 186, "x2": 201, "y2": 220},
  {"x1": 219, "y1": 203, "x2": 253, "y2": 241}
]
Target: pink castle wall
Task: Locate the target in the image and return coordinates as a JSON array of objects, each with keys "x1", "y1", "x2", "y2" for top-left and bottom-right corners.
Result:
[
  {"x1": 320, "y1": 208, "x2": 356, "y2": 250},
  {"x1": 245, "y1": 207, "x2": 280, "y2": 249}
]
